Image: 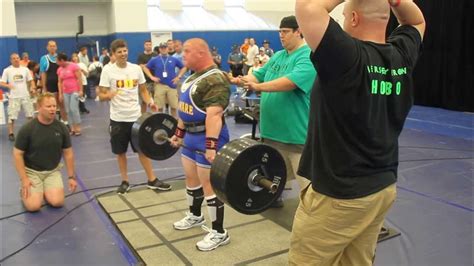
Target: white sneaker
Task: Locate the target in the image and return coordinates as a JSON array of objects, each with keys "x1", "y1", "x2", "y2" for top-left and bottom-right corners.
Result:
[
  {"x1": 196, "y1": 225, "x2": 230, "y2": 251},
  {"x1": 173, "y1": 212, "x2": 205, "y2": 230}
]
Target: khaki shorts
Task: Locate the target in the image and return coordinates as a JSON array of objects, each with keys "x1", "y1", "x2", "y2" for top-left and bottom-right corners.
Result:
[
  {"x1": 24, "y1": 165, "x2": 64, "y2": 194},
  {"x1": 153, "y1": 83, "x2": 178, "y2": 110},
  {"x1": 262, "y1": 138, "x2": 310, "y2": 190},
  {"x1": 8, "y1": 97, "x2": 34, "y2": 122},
  {"x1": 289, "y1": 184, "x2": 397, "y2": 266}
]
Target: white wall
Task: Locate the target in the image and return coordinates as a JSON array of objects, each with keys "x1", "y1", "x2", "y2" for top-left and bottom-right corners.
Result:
[
  {"x1": 15, "y1": 2, "x2": 110, "y2": 38},
  {"x1": 1, "y1": 0, "x2": 18, "y2": 36},
  {"x1": 110, "y1": 0, "x2": 148, "y2": 33}
]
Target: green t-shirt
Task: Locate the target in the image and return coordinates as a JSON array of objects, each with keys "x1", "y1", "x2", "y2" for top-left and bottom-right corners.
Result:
[{"x1": 253, "y1": 44, "x2": 316, "y2": 144}]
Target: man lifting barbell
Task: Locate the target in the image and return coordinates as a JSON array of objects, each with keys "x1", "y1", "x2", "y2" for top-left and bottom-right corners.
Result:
[{"x1": 169, "y1": 38, "x2": 231, "y2": 251}]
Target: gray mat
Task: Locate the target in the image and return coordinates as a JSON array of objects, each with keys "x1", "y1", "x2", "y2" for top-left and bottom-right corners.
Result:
[{"x1": 97, "y1": 185, "x2": 290, "y2": 265}]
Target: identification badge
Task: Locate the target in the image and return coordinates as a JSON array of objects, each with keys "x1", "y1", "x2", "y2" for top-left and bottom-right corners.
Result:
[{"x1": 163, "y1": 72, "x2": 168, "y2": 78}]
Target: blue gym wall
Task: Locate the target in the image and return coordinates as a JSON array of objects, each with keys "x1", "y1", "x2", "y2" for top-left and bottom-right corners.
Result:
[
  {"x1": 4, "y1": 31, "x2": 281, "y2": 72},
  {"x1": 0, "y1": 36, "x2": 19, "y2": 71}
]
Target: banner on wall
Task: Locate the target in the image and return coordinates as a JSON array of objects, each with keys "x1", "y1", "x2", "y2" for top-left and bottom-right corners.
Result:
[{"x1": 151, "y1": 32, "x2": 173, "y2": 49}]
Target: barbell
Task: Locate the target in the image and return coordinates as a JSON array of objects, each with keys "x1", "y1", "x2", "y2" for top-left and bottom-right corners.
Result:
[{"x1": 131, "y1": 112, "x2": 287, "y2": 215}]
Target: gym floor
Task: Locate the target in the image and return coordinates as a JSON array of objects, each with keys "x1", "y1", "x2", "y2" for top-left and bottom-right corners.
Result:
[{"x1": 0, "y1": 100, "x2": 472, "y2": 266}]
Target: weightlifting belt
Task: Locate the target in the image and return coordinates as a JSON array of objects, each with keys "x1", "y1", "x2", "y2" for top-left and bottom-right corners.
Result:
[
  {"x1": 183, "y1": 121, "x2": 206, "y2": 133},
  {"x1": 183, "y1": 117, "x2": 226, "y2": 134}
]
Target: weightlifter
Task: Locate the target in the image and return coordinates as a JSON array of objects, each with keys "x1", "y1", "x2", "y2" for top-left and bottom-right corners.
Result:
[
  {"x1": 98, "y1": 39, "x2": 171, "y2": 194},
  {"x1": 290, "y1": 0, "x2": 425, "y2": 264},
  {"x1": 170, "y1": 38, "x2": 231, "y2": 251}
]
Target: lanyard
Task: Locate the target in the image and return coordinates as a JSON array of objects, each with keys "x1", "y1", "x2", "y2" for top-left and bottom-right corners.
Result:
[{"x1": 160, "y1": 56, "x2": 168, "y2": 71}]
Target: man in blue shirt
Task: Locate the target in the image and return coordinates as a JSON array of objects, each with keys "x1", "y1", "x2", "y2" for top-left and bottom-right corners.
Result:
[
  {"x1": 39, "y1": 40, "x2": 67, "y2": 124},
  {"x1": 144, "y1": 42, "x2": 186, "y2": 118}
]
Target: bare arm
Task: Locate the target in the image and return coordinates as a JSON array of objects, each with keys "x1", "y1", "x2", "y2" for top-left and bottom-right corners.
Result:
[
  {"x1": 205, "y1": 106, "x2": 224, "y2": 139},
  {"x1": 75, "y1": 69, "x2": 82, "y2": 91},
  {"x1": 142, "y1": 66, "x2": 158, "y2": 82},
  {"x1": 139, "y1": 83, "x2": 157, "y2": 112},
  {"x1": 41, "y1": 72, "x2": 47, "y2": 92},
  {"x1": 230, "y1": 73, "x2": 259, "y2": 86},
  {"x1": 177, "y1": 67, "x2": 188, "y2": 79},
  {"x1": 63, "y1": 147, "x2": 77, "y2": 192},
  {"x1": 295, "y1": 0, "x2": 343, "y2": 51},
  {"x1": 0, "y1": 81, "x2": 13, "y2": 90},
  {"x1": 98, "y1": 86, "x2": 116, "y2": 101},
  {"x1": 389, "y1": 0, "x2": 425, "y2": 39},
  {"x1": 245, "y1": 76, "x2": 297, "y2": 92},
  {"x1": 13, "y1": 148, "x2": 29, "y2": 183},
  {"x1": 62, "y1": 147, "x2": 75, "y2": 178},
  {"x1": 204, "y1": 105, "x2": 224, "y2": 162}
]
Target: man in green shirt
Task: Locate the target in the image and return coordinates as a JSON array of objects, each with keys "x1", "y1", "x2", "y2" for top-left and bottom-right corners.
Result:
[{"x1": 231, "y1": 15, "x2": 317, "y2": 207}]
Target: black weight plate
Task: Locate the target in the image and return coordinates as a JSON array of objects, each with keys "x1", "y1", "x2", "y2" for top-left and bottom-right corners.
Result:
[
  {"x1": 211, "y1": 138, "x2": 287, "y2": 215},
  {"x1": 131, "y1": 112, "x2": 179, "y2": 160}
]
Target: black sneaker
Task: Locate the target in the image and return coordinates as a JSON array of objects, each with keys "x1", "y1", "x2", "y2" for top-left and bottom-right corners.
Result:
[
  {"x1": 147, "y1": 178, "x2": 172, "y2": 191},
  {"x1": 8, "y1": 134, "x2": 15, "y2": 141},
  {"x1": 117, "y1": 181, "x2": 131, "y2": 194}
]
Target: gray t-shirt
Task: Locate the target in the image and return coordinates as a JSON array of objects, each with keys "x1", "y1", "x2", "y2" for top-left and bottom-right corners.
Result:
[{"x1": 15, "y1": 118, "x2": 71, "y2": 171}]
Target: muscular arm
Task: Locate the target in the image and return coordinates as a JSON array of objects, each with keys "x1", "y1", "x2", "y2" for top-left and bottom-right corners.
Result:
[
  {"x1": 205, "y1": 106, "x2": 224, "y2": 139},
  {"x1": 295, "y1": 0, "x2": 343, "y2": 51},
  {"x1": 390, "y1": 0, "x2": 425, "y2": 39},
  {"x1": 62, "y1": 147, "x2": 75, "y2": 179},
  {"x1": 13, "y1": 148, "x2": 29, "y2": 182}
]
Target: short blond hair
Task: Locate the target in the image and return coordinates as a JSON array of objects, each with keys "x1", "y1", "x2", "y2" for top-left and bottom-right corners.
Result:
[{"x1": 37, "y1": 92, "x2": 56, "y2": 106}]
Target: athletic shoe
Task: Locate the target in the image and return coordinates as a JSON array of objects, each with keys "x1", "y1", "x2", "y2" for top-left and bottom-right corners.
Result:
[
  {"x1": 196, "y1": 225, "x2": 230, "y2": 251},
  {"x1": 147, "y1": 178, "x2": 171, "y2": 191},
  {"x1": 173, "y1": 212, "x2": 205, "y2": 230},
  {"x1": 117, "y1": 181, "x2": 130, "y2": 194}
]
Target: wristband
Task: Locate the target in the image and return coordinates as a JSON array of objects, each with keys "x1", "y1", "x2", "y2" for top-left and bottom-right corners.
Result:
[
  {"x1": 175, "y1": 127, "x2": 186, "y2": 138},
  {"x1": 206, "y1": 137, "x2": 218, "y2": 150},
  {"x1": 68, "y1": 176, "x2": 76, "y2": 180}
]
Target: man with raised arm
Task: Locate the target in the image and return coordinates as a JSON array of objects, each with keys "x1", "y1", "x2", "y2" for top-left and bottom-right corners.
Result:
[{"x1": 291, "y1": 0, "x2": 425, "y2": 264}]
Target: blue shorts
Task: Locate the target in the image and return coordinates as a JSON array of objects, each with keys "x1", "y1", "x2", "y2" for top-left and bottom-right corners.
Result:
[{"x1": 181, "y1": 126, "x2": 229, "y2": 168}]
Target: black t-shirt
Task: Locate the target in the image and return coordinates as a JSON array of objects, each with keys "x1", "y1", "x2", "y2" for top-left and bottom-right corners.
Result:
[
  {"x1": 298, "y1": 19, "x2": 422, "y2": 199},
  {"x1": 137, "y1": 52, "x2": 156, "y2": 83},
  {"x1": 15, "y1": 118, "x2": 71, "y2": 171}
]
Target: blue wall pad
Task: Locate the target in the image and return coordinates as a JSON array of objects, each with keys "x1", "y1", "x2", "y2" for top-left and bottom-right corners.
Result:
[{"x1": 0, "y1": 36, "x2": 19, "y2": 71}]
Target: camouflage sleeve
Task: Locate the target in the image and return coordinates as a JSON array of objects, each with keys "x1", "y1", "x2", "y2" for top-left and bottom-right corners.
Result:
[{"x1": 193, "y1": 72, "x2": 231, "y2": 110}]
